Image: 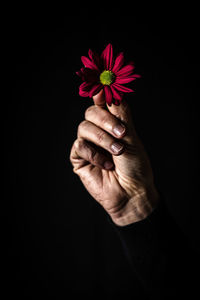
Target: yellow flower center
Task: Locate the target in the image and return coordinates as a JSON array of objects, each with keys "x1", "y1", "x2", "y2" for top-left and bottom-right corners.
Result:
[{"x1": 100, "y1": 70, "x2": 115, "y2": 85}]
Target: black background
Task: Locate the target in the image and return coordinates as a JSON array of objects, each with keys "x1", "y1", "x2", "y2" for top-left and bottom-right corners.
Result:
[{"x1": 4, "y1": 5, "x2": 200, "y2": 299}]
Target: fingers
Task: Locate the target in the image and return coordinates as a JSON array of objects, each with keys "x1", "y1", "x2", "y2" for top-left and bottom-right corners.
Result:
[
  {"x1": 85, "y1": 105, "x2": 126, "y2": 139},
  {"x1": 70, "y1": 138, "x2": 114, "y2": 171},
  {"x1": 70, "y1": 95, "x2": 129, "y2": 173},
  {"x1": 92, "y1": 90, "x2": 136, "y2": 140},
  {"x1": 78, "y1": 120, "x2": 125, "y2": 156},
  {"x1": 71, "y1": 89, "x2": 136, "y2": 172}
]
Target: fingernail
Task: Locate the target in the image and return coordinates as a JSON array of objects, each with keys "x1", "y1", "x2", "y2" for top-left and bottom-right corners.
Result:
[
  {"x1": 111, "y1": 142, "x2": 124, "y2": 153},
  {"x1": 113, "y1": 124, "x2": 126, "y2": 137},
  {"x1": 104, "y1": 161, "x2": 114, "y2": 170}
]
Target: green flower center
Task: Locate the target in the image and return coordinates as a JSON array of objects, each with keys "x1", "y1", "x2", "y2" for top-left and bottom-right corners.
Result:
[{"x1": 100, "y1": 70, "x2": 115, "y2": 85}]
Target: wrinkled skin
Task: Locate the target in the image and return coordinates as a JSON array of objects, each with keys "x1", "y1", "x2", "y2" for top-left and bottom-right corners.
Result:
[{"x1": 70, "y1": 90, "x2": 159, "y2": 226}]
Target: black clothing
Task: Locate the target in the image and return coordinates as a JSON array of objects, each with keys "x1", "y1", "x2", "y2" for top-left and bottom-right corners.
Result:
[{"x1": 109, "y1": 200, "x2": 199, "y2": 299}]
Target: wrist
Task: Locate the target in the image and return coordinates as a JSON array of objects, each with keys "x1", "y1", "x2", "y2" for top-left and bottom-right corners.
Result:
[{"x1": 110, "y1": 186, "x2": 160, "y2": 227}]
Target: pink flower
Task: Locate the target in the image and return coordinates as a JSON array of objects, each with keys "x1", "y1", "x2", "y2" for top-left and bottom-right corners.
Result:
[{"x1": 76, "y1": 43, "x2": 141, "y2": 106}]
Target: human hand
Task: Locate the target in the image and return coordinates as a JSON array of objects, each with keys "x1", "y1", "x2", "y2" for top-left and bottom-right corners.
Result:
[{"x1": 70, "y1": 90, "x2": 159, "y2": 226}]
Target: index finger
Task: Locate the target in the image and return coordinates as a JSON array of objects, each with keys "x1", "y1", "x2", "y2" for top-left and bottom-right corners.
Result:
[
  {"x1": 93, "y1": 89, "x2": 133, "y2": 126},
  {"x1": 92, "y1": 89, "x2": 137, "y2": 142}
]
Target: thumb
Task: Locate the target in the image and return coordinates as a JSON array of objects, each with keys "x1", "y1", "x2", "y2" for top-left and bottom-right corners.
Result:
[{"x1": 92, "y1": 89, "x2": 106, "y2": 108}]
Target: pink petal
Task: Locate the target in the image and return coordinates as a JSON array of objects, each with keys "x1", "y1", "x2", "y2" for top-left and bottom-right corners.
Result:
[
  {"x1": 81, "y1": 56, "x2": 99, "y2": 71},
  {"x1": 88, "y1": 49, "x2": 101, "y2": 69},
  {"x1": 78, "y1": 68, "x2": 99, "y2": 82},
  {"x1": 79, "y1": 81, "x2": 92, "y2": 90},
  {"x1": 76, "y1": 67, "x2": 85, "y2": 78},
  {"x1": 88, "y1": 84, "x2": 102, "y2": 98},
  {"x1": 76, "y1": 70, "x2": 82, "y2": 77},
  {"x1": 101, "y1": 43, "x2": 113, "y2": 71},
  {"x1": 79, "y1": 82, "x2": 93, "y2": 97},
  {"x1": 110, "y1": 85, "x2": 123, "y2": 101},
  {"x1": 79, "y1": 89, "x2": 89, "y2": 97},
  {"x1": 112, "y1": 52, "x2": 124, "y2": 73},
  {"x1": 115, "y1": 63, "x2": 135, "y2": 77},
  {"x1": 114, "y1": 99, "x2": 120, "y2": 106},
  {"x1": 115, "y1": 76, "x2": 137, "y2": 84},
  {"x1": 88, "y1": 49, "x2": 94, "y2": 60},
  {"x1": 104, "y1": 85, "x2": 113, "y2": 106},
  {"x1": 113, "y1": 83, "x2": 134, "y2": 93},
  {"x1": 131, "y1": 74, "x2": 141, "y2": 78}
]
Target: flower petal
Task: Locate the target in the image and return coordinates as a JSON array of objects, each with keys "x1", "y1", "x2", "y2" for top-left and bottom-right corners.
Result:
[
  {"x1": 81, "y1": 56, "x2": 99, "y2": 71},
  {"x1": 79, "y1": 81, "x2": 92, "y2": 91},
  {"x1": 101, "y1": 43, "x2": 114, "y2": 71},
  {"x1": 76, "y1": 67, "x2": 85, "y2": 78},
  {"x1": 115, "y1": 63, "x2": 135, "y2": 77},
  {"x1": 112, "y1": 83, "x2": 134, "y2": 93},
  {"x1": 78, "y1": 67, "x2": 99, "y2": 82},
  {"x1": 110, "y1": 85, "x2": 123, "y2": 101},
  {"x1": 115, "y1": 76, "x2": 137, "y2": 84},
  {"x1": 88, "y1": 84, "x2": 102, "y2": 98},
  {"x1": 114, "y1": 99, "x2": 120, "y2": 106},
  {"x1": 79, "y1": 82, "x2": 93, "y2": 97},
  {"x1": 104, "y1": 85, "x2": 113, "y2": 106},
  {"x1": 79, "y1": 88, "x2": 89, "y2": 97},
  {"x1": 88, "y1": 49, "x2": 101, "y2": 70},
  {"x1": 131, "y1": 74, "x2": 141, "y2": 78},
  {"x1": 112, "y1": 52, "x2": 124, "y2": 73}
]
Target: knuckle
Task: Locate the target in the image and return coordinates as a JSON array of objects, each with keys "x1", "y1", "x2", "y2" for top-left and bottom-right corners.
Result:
[
  {"x1": 74, "y1": 138, "x2": 81, "y2": 150},
  {"x1": 85, "y1": 105, "x2": 96, "y2": 119},
  {"x1": 88, "y1": 146, "x2": 103, "y2": 166},
  {"x1": 73, "y1": 139, "x2": 79, "y2": 149},
  {"x1": 77, "y1": 120, "x2": 88, "y2": 135},
  {"x1": 98, "y1": 110, "x2": 116, "y2": 132},
  {"x1": 88, "y1": 146, "x2": 97, "y2": 162},
  {"x1": 100, "y1": 114, "x2": 110, "y2": 127},
  {"x1": 69, "y1": 141, "x2": 78, "y2": 164},
  {"x1": 96, "y1": 129, "x2": 106, "y2": 143},
  {"x1": 74, "y1": 138, "x2": 85, "y2": 151}
]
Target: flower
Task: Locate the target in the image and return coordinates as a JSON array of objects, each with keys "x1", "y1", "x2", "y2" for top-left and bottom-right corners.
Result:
[{"x1": 76, "y1": 43, "x2": 141, "y2": 106}]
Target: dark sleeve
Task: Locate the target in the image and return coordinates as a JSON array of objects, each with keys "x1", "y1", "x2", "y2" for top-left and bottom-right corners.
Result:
[{"x1": 108, "y1": 200, "x2": 199, "y2": 298}]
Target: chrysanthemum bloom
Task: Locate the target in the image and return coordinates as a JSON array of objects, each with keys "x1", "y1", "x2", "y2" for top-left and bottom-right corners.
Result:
[{"x1": 76, "y1": 43, "x2": 141, "y2": 106}]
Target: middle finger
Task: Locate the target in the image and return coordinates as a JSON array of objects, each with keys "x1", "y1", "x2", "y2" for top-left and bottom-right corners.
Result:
[
  {"x1": 77, "y1": 120, "x2": 125, "y2": 156},
  {"x1": 85, "y1": 105, "x2": 126, "y2": 139}
]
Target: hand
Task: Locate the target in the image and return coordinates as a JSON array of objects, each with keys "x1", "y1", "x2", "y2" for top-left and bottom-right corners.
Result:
[{"x1": 70, "y1": 90, "x2": 159, "y2": 226}]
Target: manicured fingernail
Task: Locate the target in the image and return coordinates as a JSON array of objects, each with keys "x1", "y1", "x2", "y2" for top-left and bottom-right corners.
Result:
[
  {"x1": 104, "y1": 161, "x2": 114, "y2": 170},
  {"x1": 111, "y1": 142, "x2": 124, "y2": 153},
  {"x1": 113, "y1": 124, "x2": 126, "y2": 137}
]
